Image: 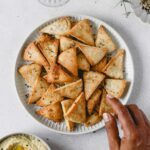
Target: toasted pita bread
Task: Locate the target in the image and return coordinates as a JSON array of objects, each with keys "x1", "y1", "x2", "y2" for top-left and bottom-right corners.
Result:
[
  {"x1": 83, "y1": 71, "x2": 105, "y2": 100},
  {"x1": 105, "y1": 79, "x2": 127, "y2": 98},
  {"x1": 87, "y1": 89, "x2": 102, "y2": 115},
  {"x1": 36, "y1": 103, "x2": 63, "y2": 122},
  {"x1": 40, "y1": 17, "x2": 71, "y2": 35},
  {"x1": 96, "y1": 25, "x2": 117, "y2": 53},
  {"x1": 37, "y1": 34, "x2": 59, "y2": 67},
  {"x1": 78, "y1": 44, "x2": 107, "y2": 66},
  {"x1": 68, "y1": 19, "x2": 94, "y2": 46},
  {"x1": 99, "y1": 89, "x2": 113, "y2": 116},
  {"x1": 28, "y1": 77, "x2": 49, "y2": 104},
  {"x1": 61, "y1": 100, "x2": 75, "y2": 131},
  {"x1": 46, "y1": 64, "x2": 74, "y2": 83},
  {"x1": 36, "y1": 84, "x2": 63, "y2": 106},
  {"x1": 85, "y1": 112, "x2": 102, "y2": 127},
  {"x1": 92, "y1": 57, "x2": 107, "y2": 73},
  {"x1": 60, "y1": 36, "x2": 77, "y2": 52},
  {"x1": 55, "y1": 79, "x2": 83, "y2": 99},
  {"x1": 58, "y1": 48, "x2": 78, "y2": 76},
  {"x1": 65, "y1": 92, "x2": 86, "y2": 123},
  {"x1": 23, "y1": 42, "x2": 49, "y2": 71},
  {"x1": 18, "y1": 63, "x2": 42, "y2": 86},
  {"x1": 77, "y1": 52, "x2": 90, "y2": 71},
  {"x1": 102, "y1": 50, "x2": 125, "y2": 79}
]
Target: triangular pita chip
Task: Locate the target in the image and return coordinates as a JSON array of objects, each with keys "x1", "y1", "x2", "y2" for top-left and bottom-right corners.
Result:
[
  {"x1": 68, "y1": 19, "x2": 94, "y2": 46},
  {"x1": 36, "y1": 103, "x2": 63, "y2": 122},
  {"x1": 85, "y1": 112, "x2": 102, "y2": 127},
  {"x1": 40, "y1": 17, "x2": 71, "y2": 35},
  {"x1": 58, "y1": 48, "x2": 78, "y2": 76},
  {"x1": 83, "y1": 71, "x2": 105, "y2": 100},
  {"x1": 18, "y1": 63, "x2": 42, "y2": 86},
  {"x1": 78, "y1": 44, "x2": 107, "y2": 66},
  {"x1": 96, "y1": 25, "x2": 117, "y2": 53},
  {"x1": 46, "y1": 64, "x2": 74, "y2": 83},
  {"x1": 36, "y1": 84, "x2": 63, "y2": 106},
  {"x1": 55, "y1": 79, "x2": 83, "y2": 99},
  {"x1": 60, "y1": 36, "x2": 77, "y2": 52},
  {"x1": 28, "y1": 77, "x2": 49, "y2": 104},
  {"x1": 37, "y1": 34, "x2": 59, "y2": 67},
  {"x1": 105, "y1": 79, "x2": 127, "y2": 98},
  {"x1": 23, "y1": 42, "x2": 49, "y2": 71},
  {"x1": 61, "y1": 99, "x2": 75, "y2": 131},
  {"x1": 77, "y1": 52, "x2": 90, "y2": 71},
  {"x1": 99, "y1": 89, "x2": 114, "y2": 116},
  {"x1": 65, "y1": 92, "x2": 86, "y2": 123},
  {"x1": 87, "y1": 89, "x2": 102, "y2": 115},
  {"x1": 102, "y1": 50, "x2": 125, "y2": 79},
  {"x1": 92, "y1": 57, "x2": 107, "y2": 73}
]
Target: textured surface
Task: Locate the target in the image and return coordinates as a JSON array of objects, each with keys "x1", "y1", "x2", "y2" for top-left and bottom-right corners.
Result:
[{"x1": 0, "y1": 0, "x2": 150, "y2": 149}]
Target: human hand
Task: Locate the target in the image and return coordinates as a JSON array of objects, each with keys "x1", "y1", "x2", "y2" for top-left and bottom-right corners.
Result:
[{"x1": 103, "y1": 95, "x2": 150, "y2": 150}]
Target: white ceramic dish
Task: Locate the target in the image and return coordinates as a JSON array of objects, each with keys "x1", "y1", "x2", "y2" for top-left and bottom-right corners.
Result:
[
  {"x1": 131, "y1": 0, "x2": 150, "y2": 24},
  {"x1": 0, "y1": 133, "x2": 51, "y2": 150},
  {"x1": 15, "y1": 15, "x2": 134, "y2": 135}
]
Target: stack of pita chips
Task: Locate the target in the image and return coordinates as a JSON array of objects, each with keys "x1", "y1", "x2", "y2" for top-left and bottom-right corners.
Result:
[{"x1": 18, "y1": 17, "x2": 128, "y2": 131}]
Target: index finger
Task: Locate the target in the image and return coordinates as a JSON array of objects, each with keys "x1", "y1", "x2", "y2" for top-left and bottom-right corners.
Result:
[{"x1": 106, "y1": 95, "x2": 136, "y2": 138}]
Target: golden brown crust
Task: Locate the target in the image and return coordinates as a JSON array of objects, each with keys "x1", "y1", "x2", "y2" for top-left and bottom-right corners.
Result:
[
  {"x1": 58, "y1": 48, "x2": 78, "y2": 76},
  {"x1": 65, "y1": 92, "x2": 86, "y2": 123},
  {"x1": 36, "y1": 103, "x2": 63, "y2": 122},
  {"x1": 78, "y1": 44, "x2": 107, "y2": 66},
  {"x1": 68, "y1": 19, "x2": 94, "y2": 46}
]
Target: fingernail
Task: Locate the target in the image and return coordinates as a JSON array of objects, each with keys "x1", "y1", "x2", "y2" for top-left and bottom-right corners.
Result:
[
  {"x1": 103, "y1": 113, "x2": 110, "y2": 123},
  {"x1": 106, "y1": 94, "x2": 114, "y2": 99}
]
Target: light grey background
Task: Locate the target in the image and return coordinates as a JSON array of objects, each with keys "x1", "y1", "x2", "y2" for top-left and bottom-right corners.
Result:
[{"x1": 0, "y1": 0, "x2": 150, "y2": 150}]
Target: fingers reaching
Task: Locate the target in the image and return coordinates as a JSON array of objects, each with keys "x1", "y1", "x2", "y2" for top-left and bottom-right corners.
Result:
[
  {"x1": 103, "y1": 113, "x2": 120, "y2": 150},
  {"x1": 106, "y1": 95, "x2": 136, "y2": 137}
]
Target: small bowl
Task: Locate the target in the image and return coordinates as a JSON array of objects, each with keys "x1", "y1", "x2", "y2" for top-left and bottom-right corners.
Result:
[
  {"x1": 131, "y1": 0, "x2": 150, "y2": 24},
  {"x1": 0, "y1": 133, "x2": 51, "y2": 150}
]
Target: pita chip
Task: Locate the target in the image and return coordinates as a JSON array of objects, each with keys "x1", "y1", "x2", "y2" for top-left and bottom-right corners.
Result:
[
  {"x1": 99, "y1": 89, "x2": 113, "y2": 116},
  {"x1": 78, "y1": 44, "x2": 107, "y2": 66},
  {"x1": 23, "y1": 42, "x2": 49, "y2": 71},
  {"x1": 83, "y1": 71, "x2": 105, "y2": 100},
  {"x1": 68, "y1": 19, "x2": 94, "y2": 46},
  {"x1": 40, "y1": 17, "x2": 72, "y2": 35},
  {"x1": 85, "y1": 112, "x2": 102, "y2": 127},
  {"x1": 36, "y1": 84, "x2": 63, "y2": 106},
  {"x1": 18, "y1": 63, "x2": 42, "y2": 86},
  {"x1": 60, "y1": 36, "x2": 77, "y2": 52},
  {"x1": 96, "y1": 25, "x2": 117, "y2": 53},
  {"x1": 102, "y1": 50, "x2": 125, "y2": 79},
  {"x1": 28, "y1": 77, "x2": 49, "y2": 104},
  {"x1": 65, "y1": 92, "x2": 86, "y2": 123},
  {"x1": 87, "y1": 89, "x2": 102, "y2": 115},
  {"x1": 37, "y1": 34, "x2": 59, "y2": 67},
  {"x1": 58, "y1": 48, "x2": 78, "y2": 76},
  {"x1": 92, "y1": 57, "x2": 107, "y2": 73},
  {"x1": 55, "y1": 79, "x2": 83, "y2": 99},
  {"x1": 77, "y1": 52, "x2": 90, "y2": 71},
  {"x1": 46, "y1": 64, "x2": 74, "y2": 83},
  {"x1": 61, "y1": 99, "x2": 75, "y2": 131},
  {"x1": 36, "y1": 103, "x2": 63, "y2": 122},
  {"x1": 105, "y1": 79, "x2": 127, "y2": 98}
]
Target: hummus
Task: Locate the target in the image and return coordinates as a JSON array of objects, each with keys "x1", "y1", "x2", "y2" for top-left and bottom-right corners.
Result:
[{"x1": 0, "y1": 134, "x2": 48, "y2": 150}]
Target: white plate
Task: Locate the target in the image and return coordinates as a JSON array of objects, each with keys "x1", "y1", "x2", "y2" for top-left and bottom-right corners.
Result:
[
  {"x1": 131, "y1": 0, "x2": 150, "y2": 24},
  {"x1": 0, "y1": 133, "x2": 51, "y2": 150},
  {"x1": 15, "y1": 15, "x2": 134, "y2": 135}
]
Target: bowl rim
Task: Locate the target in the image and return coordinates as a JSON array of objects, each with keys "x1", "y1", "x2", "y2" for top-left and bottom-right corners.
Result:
[
  {"x1": 0, "y1": 132, "x2": 51, "y2": 150},
  {"x1": 14, "y1": 14, "x2": 135, "y2": 135}
]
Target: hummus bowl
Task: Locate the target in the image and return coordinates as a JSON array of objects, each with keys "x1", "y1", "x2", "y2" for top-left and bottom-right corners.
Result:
[{"x1": 0, "y1": 133, "x2": 51, "y2": 150}]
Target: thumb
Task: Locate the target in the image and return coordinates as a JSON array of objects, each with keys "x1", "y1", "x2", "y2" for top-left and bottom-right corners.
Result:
[{"x1": 103, "y1": 113, "x2": 120, "y2": 150}]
